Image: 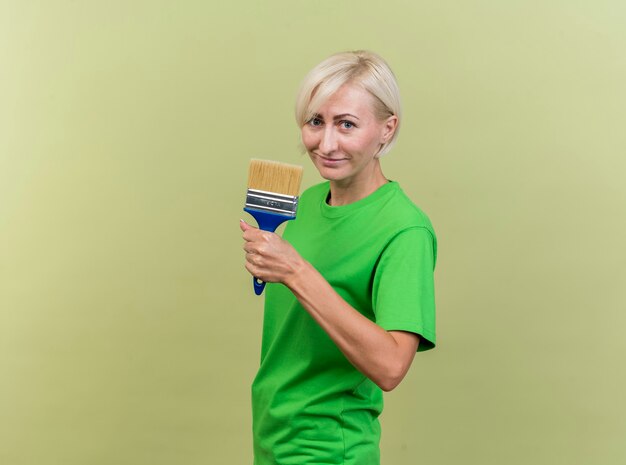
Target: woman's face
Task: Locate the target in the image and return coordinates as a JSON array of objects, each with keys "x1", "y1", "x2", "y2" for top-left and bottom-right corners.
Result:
[{"x1": 301, "y1": 83, "x2": 397, "y2": 187}]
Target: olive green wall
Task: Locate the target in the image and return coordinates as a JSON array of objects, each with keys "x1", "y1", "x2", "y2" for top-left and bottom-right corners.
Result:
[{"x1": 1, "y1": 1, "x2": 624, "y2": 464}]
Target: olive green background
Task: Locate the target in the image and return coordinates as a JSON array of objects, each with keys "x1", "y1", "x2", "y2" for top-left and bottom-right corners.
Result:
[{"x1": 1, "y1": 1, "x2": 625, "y2": 464}]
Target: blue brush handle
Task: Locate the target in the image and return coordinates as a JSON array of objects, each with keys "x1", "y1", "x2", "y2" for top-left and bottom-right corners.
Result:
[{"x1": 243, "y1": 208, "x2": 295, "y2": 295}]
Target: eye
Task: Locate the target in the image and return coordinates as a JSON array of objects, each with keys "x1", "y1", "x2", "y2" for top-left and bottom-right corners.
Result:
[
  {"x1": 339, "y1": 120, "x2": 356, "y2": 129},
  {"x1": 308, "y1": 117, "x2": 323, "y2": 127}
]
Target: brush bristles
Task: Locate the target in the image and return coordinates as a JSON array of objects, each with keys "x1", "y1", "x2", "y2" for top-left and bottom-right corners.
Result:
[{"x1": 247, "y1": 159, "x2": 303, "y2": 197}]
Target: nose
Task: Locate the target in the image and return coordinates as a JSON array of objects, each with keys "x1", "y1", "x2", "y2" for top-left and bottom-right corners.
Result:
[{"x1": 319, "y1": 126, "x2": 338, "y2": 155}]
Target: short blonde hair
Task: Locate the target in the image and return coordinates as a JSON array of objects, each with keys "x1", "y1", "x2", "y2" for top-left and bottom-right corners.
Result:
[{"x1": 295, "y1": 50, "x2": 402, "y2": 157}]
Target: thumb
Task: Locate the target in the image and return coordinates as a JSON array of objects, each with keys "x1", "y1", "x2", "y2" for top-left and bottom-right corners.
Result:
[{"x1": 240, "y1": 219, "x2": 256, "y2": 232}]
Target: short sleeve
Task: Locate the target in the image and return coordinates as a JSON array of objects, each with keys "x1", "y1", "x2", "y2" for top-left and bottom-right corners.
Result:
[{"x1": 372, "y1": 227, "x2": 437, "y2": 352}]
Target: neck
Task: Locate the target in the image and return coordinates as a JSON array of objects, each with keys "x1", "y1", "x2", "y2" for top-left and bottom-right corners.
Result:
[{"x1": 328, "y1": 162, "x2": 388, "y2": 206}]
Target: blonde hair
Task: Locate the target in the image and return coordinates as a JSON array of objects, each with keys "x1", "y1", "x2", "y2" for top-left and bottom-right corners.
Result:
[{"x1": 295, "y1": 50, "x2": 402, "y2": 157}]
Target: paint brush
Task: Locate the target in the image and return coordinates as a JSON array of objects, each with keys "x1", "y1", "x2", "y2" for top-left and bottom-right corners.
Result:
[{"x1": 244, "y1": 159, "x2": 304, "y2": 295}]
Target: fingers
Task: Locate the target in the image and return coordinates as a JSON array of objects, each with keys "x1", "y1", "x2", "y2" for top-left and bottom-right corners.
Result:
[
  {"x1": 244, "y1": 260, "x2": 264, "y2": 281},
  {"x1": 241, "y1": 220, "x2": 266, "y2": 260},
  {"x1": 241, "y1": 223, "x2": 276, "y2": 247},
  {"x1": 240, "y1": 218, "x2": 288, "y2": 284},
  {"x1": 243, "y1": 242, "x2": 261, "y2": 254},
  {"x1": 240, "y1": 219, "x2": 266, "y2": 242},
  {"x1": 239, "y1": 219, "x2": 252, "y2": 232},
  {"x1": 243, "y1": 251, "x2": 267, "y2": 280}
]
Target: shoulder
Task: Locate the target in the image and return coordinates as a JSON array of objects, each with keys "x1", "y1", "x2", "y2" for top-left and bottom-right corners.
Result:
[
  {"x1": 373, "y1": 182, "x2": 437, "y2": 263},
  {"x1": 381, "y1": 182, "x2": 436, "y2": 236}
]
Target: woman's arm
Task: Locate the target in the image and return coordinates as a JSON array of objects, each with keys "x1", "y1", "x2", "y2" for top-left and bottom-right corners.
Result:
[{"x1": 240, "y1": 220, "x2": 419, "y2": 392}]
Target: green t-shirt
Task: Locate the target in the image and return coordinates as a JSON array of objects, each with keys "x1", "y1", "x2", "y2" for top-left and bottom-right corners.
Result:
[{"x1": 252, "y1": 181, "x2": 437, "y2": 465}]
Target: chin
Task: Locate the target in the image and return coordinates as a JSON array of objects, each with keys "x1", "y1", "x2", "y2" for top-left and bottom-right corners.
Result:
[{"x1": 316, "y1": 166, "x2": 349, "y2": 182}]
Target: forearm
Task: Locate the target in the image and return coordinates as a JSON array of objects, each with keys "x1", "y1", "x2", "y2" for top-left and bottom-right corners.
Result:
[{"x1": 285, "y1": 259, "x2": 417, "y2": 391}]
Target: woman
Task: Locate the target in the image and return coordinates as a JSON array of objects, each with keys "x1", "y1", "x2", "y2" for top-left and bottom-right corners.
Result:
[{"x1": 240, "y1": 50, "x2": 437, "y2": 465}]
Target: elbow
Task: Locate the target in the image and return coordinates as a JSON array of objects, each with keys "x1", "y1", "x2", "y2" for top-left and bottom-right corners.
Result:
[
  {"x1": 375, "y1": 363, "x2": 407, "y2": 392},
  {"x1": 378, "y1": 379, "x2": 400, "y2": 392}
]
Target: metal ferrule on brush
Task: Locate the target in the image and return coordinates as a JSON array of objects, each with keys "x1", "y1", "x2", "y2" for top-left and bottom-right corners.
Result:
[{"x1": 245, "y1": 188, "x2": 299, "y2": 218}]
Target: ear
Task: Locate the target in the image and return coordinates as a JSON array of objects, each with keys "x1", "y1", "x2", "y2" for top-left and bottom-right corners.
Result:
[{"x1": 380, "y1": 115, "x2": 398, "y2": 143}]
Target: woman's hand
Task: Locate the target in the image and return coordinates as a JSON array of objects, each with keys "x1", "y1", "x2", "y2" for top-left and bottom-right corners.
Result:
[{"x1": 240, "y1": 219, "x2": 304, "y2": 285}]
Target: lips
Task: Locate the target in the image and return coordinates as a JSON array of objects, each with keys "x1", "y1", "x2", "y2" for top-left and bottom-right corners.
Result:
[{"x1": 318, "y1": 155, "x2": 348, "y2": 165}]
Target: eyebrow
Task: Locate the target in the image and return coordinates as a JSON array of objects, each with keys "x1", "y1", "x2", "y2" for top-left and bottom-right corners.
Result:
[
  {"x1": 312, "y1": 113, "x2": 360, "y2": 121},
  {"x1": 333, "y1": 113, "x2": 360, "y2": 121}
]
